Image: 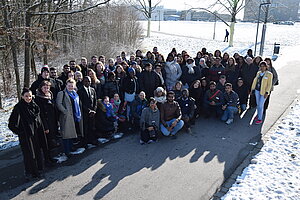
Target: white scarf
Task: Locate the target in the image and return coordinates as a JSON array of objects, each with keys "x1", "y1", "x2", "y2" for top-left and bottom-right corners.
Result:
[{"x1": 186, "y1": 63, "x2": 195, "y2": 74}]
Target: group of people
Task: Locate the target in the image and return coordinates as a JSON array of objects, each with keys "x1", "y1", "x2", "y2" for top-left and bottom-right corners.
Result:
[{"x1": 8, "y1": 47, "x2": 278, "y2": 180}]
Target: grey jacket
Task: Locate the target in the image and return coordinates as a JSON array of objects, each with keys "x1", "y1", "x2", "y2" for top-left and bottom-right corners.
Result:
[{"x1": 140, "y1": 107, "x2": 160, "y2": 131}]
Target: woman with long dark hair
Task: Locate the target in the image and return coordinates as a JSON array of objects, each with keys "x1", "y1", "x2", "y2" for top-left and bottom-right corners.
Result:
[
  {"x1": 251, "y1": 61, "x2": 273, "y2": 124},
  {"x1": 9, "y1": 88, "x2": 48, "y2": 180}
]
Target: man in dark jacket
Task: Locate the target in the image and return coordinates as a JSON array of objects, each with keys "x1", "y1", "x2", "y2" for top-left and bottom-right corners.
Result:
[
  {"x1": 233, "y1": 78, "x2": 248, "y2": 112},
  {"x1": 177, "y1": 89, "x2": 195, "y2": 133},
  {"x1": 58, "y1": 64, "x2": 71, "y2": 89},
  {"x1": 30, "y1": 67, "x2": 60, "y2": 99},
  {"x1": 203, "y1": 81, "x2": 224, "y2": 118},
  {"x1": 221, "y1": 83, "x2": 239, "y2": 124},
  {"x1": 78, "y1": 76, "x2": 97, "y2": 148},
  {"x1": 160, "y1": 91, "x2": 184, "y2": 138},
  {"x1": 139, "y1": 63, "x2": 160, "y2": 98}
]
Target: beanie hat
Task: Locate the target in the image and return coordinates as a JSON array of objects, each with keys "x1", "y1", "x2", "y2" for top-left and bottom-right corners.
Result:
[
  {"x1": 41, "y1": 66, "x2": 50, "y2": 73},
  {"x1": 128, "y1": 67, "x2": 135, "y2": 74}
]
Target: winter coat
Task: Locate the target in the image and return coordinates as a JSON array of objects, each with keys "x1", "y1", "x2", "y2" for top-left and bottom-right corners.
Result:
[
  {"x1": 208, "y1": 64, "x2": 225, "y2": 82},
  {"x1": 56, "y1": 89, "x2": 83, "y2": 139},
  {"x1": 139, "y1": 70, "x2": 160, "y2": 98},
  {"x1": 95, "y1": 100, "x2": 115, "y2": 134},
  {"x1": 180, "y1": 64, "x2": 201, "y2": 86},
  {"x1": 223, "y1": 91, "x2": 239, "y2": 108},
  {"x1": 122, "y1": 76, "x2": 139, "y2": 94},
  {"x1": 103, "y1": 80, "x2": 119, "y2": 99},
  {"x1": 189, "y1": 87, "x2": 203, "y2": 107},
  {"x1": 204, "y1": 89, "x2": 224, "y2": 106},
  {"x1": 268, "y1": 66, "x2": 279, "y2": 91},
  {"x1": 241, "y1": 63, "x2": 259, "y2": 89},
  {"x1": 251, "y1": 71, "x2": 273, "y2": 96},
  {"x1": 140, "y1": 107, "x2": 160, "y2": 131},
  {"x1": 35, "y1": 91, "x2": 58, "y2": 137},
  {"x1": 8, "y1": 99, "x2": 48, "y2": 173},
  {"x1": 131, "y1": 97, "x2": 148, "y2": 121},
  {"x1": 91, "y1": 81, "x2": 103, "y2": 99},
  {"x1": 233, "y1": 84, "x2": 248, "y2": 105},
  {"x1": 178, "y1": 97, "x2": 195, "y2": 118},
  {"x1": 165, "y1": 60, "x2": 182, "y2": 90}
]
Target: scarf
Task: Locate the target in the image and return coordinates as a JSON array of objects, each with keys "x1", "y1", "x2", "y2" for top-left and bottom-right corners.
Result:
[
  {"x1": 186, "y1": 63, "x2": 195, "y2": 74},
  {"x1": 36, "y1": 90, "x2": 52, "y2": 100},
  {"x1": 18, "y1": 99, "x2": 40, "y2": 136},
  {"x1": 66, "y1": 90, "x2": 81, "y2": 122},
  {"x1": 110, "y1": 99, "x2": 121, "y2": 116}
]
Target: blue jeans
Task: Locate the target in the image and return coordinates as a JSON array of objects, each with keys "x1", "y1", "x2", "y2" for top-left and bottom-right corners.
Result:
[
  {"x1": 160, "y1": 119, "x2": 184, "y2": 136},
  {"x1": 240, "y1": 104, "x2": 247, "y2": 112},
  {"x1": 221, "y1": 106, "x2": 238, "y2": 121},
  {"x1": 255, "y1": 90, "x2": 267, "y2": 120}
]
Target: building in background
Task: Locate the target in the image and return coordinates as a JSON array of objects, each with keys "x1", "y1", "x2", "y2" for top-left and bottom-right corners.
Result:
[{"x1": 243, "y1": 0, "x2": 300, "y2": 22}]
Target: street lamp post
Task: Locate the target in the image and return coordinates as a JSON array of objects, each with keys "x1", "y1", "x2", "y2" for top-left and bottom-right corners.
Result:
[
  {"x1": 259, "y1": 1, "x2": 270, "y2": 56},
  {"x1": 254, "y1": 1, "x2": 271, "y2": 56}
]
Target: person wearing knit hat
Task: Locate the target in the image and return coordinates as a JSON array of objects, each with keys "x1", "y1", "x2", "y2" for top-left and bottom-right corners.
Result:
[{"x1": 41, "y1": 66, "x2": 50, "y2": 73}]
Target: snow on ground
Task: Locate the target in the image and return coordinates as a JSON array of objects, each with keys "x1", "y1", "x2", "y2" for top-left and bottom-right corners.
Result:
[
  {"x1": 221, "y1": 101, "x2": 300, "y2": 200},
  {"x1": 141, "y1": 21, "x2": 300, "y2": 60},
  {"x1": 0, "y1": 21, "x2": 299, "y2": 151},
  {"x1": 0, "y1": 98, "x2": 18, "y2": 151}
]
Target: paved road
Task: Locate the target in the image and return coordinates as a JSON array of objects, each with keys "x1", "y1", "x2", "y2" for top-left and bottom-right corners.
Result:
[{"x1": 1, "y1": 59, "x2": 300, "y2": 200}]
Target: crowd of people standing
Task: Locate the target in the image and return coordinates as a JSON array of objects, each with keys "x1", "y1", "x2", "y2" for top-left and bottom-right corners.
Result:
[{"x1": 8, "y1": 47, "x2": 278, "y2": 180}]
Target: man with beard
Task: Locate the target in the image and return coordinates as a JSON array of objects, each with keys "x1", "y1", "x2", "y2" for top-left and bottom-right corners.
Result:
[
  {"x1": 203, "y1": 81, "x2": 224, "y2": 118},
  {"x1": 160, "y1": 91, "x2": 184, "y2": 139}
]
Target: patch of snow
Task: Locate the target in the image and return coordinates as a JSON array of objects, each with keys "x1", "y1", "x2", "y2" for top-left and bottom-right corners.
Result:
[{"x1": 222, "y1": 102, "x2": 300, "y2": 200}]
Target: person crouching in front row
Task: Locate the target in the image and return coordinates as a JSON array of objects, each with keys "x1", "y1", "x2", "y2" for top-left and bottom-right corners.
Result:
[
  {"x1": 221, "y1": 83, "x2": 239, "y2": 125},
  {"x1": 139, "y1": 98, "x2": 160, "y2": 144}
]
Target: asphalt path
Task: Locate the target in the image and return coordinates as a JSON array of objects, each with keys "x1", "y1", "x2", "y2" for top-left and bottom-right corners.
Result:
[{"x1": 0, "y1": 59, "x2": 300, "y2": 200}]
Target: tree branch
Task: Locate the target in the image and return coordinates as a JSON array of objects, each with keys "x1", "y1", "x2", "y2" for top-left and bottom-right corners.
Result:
[
  {"x1": 188, "y1": 7, "x2": 230, "y2": 26},
  {"x1": 31, "y1": 0, "x2": 111, "y2": 16}
]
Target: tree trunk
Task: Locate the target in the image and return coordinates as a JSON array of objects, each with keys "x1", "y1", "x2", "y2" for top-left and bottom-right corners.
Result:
[
  {"x1": 24, "y1": 1, "x2": 32, "y2": 88},
  {"x1": 147, "y1": 18, "x2": 151, "y2": 37},
  {"x1": 30, "y1": 45, "x2": 37, "y2": 79},
  {"x1": 229, "y1": 21, "x2": 235, "y2": 47},
  {"x1": 1, "y1": 0, "x2": 21, "y2": 99}
]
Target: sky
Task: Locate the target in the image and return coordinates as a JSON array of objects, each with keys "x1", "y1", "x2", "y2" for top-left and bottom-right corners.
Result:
[
  {"x1": 160, "y1": 0, "x2": 212, "y2": 10},
  {"x1": 159, "y1": 0, "x2": 245, "y2": 19}
]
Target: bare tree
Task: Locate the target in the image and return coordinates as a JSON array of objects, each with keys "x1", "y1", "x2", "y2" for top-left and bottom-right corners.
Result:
[
  {"x1": 189, "y1": 0, "x2": 252, "y2": 47},
  {"x1": 128, "y1": 0, "x2": 161, "y2": 37}
]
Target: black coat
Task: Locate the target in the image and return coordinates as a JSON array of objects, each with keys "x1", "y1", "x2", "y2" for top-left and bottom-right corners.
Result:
[
  {"x1": 233, "y1": 84, "x2": 249, "y2": 105},
  {"x1": 139, "y1": 70, "x2": 160, "y2": 98},
  {"x1": 180, "y1": 65, "x2": 201, "y2": 86},
  {"x1": 241, "y1": 64, "x2": 259, "y2": 89},
  {"x1": 122, "y1": 76, "x2": 139, "y2": 94},
  {"x1": 34, "y1": 92, "x2": 58, "y2": 142},
  {"x1": 95, "y1": 101, "x2": 115, "y2": 137},
  {"x1": 8, "y1": 99, "x2": 47, "y2": 175},
  {"x1": 103, "y1": 80, "x2": 119, "y2": 99}
]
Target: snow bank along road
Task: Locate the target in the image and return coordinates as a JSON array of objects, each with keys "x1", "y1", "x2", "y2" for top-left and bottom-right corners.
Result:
[{"x1": 222, "y1": 100, "x2": 300, "y2": 200}]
